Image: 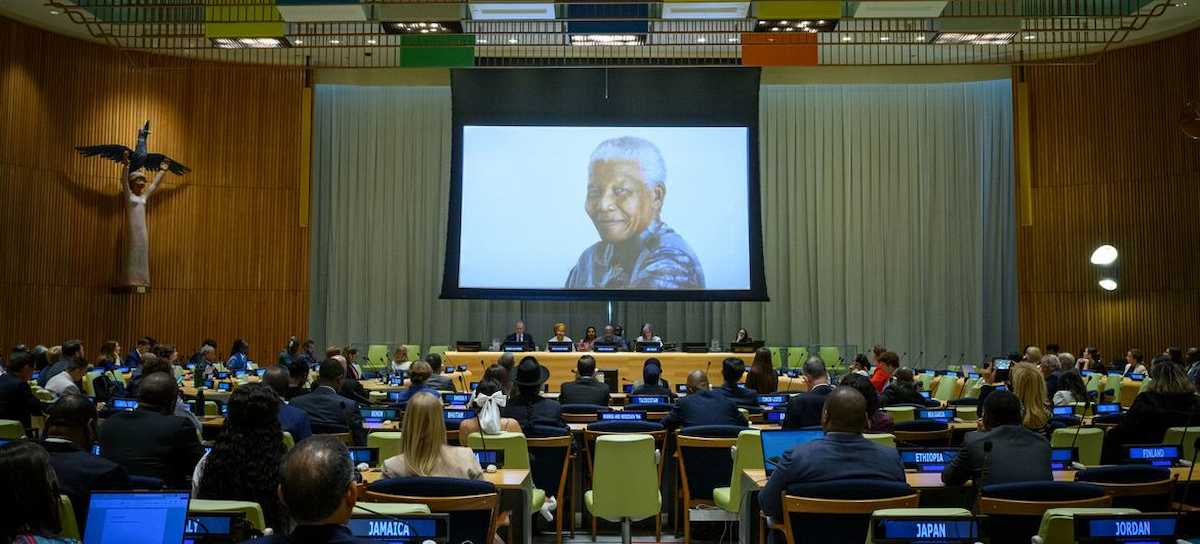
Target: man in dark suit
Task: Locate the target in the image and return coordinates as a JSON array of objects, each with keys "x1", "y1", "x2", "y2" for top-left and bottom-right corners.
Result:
[
  {"x1": 98, "y1": 373, "x2": 204, "y2": 488},
  {"x1": 422, "y1": 354, "x2": 456, "y2": 392},
  {"x1": 264, "y1": 367, "x2": 314, "y2": 443},
  {"x1": 760, "y1": 387, "x2": 906, "y2": 523},
  {"x1": 291, "y1": 360, "x2": 367, "y2": 446},
  {"x1": 782, "y1": 357, "x2": 834, "y2": 429},
  {"x1": 942, "y1": 390, "x2": 1052, "y2": 486},
  {"x1": 559, "y1": 355, "x2": 611, "y2": 406},
  {"x1": 38, "y1": 339, "x2": 82, "y2": 388},
  {"x1": 713, "y1": 357, "x2": 759, "y2": 409},
  {"x1": 123, "y1": 337, "x2": 152, "y2": 368},
  {"x1": 0, "y1": 351, "x2": 44, "y2": 433},
  {"x1": 503, "y1": 320, "x2": 537, "y2": 351},
  {"x1": 662, "y1": 370, "x2": 747, "y2": 429},
  {"x1": 41, "y1": 394, "x2": 129, "y2": 529}
]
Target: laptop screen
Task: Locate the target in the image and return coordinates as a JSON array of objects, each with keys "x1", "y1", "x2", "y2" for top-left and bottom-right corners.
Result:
[
  {"x1": 347, "y1": 514, "x2": 450, "y2": 543},
  {"x1": 348, "y1": 447, "x2": 381, "y2": 467},
  {"x1": 1095, "y1": 403, "x2": 1121, "y2": 415},
  {"x1": 111, "y1": 398, "x2": 138, "y2": 411},
  {"x1": 183, "y1": 514, "x2": 242, "y2": 544},
  {"x1": 1052, "y1": 405, "x2": 1075, "y2": 417},
  {"x1": 474, "y1": 449, "x2": 505, "y2": 467},
  {"x1": 760, "y1": 430, "x2": 824, "y2": 474},
  {"x1": 765, "y1": 410, "x2": 785, "y2": 423},
  {"x1": 84, "y1": 491, "x2": 190, "y2": 544}
]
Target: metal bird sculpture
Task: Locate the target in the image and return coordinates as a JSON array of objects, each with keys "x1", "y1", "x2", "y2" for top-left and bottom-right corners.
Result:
[{"x1": 75, "y1": 121, "x2": 191, "y2": 175}]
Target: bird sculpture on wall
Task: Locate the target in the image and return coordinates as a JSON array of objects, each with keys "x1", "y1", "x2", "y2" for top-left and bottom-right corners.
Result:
[
  {"x1": 75, "y1": 120, "x2": 191, "y2": 175},
  {"x1": 1181, "y1": 102, "x2": 1200, "y2": 141}
]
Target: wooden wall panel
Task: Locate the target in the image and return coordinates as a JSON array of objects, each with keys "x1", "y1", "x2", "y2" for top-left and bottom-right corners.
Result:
[
  {"x1": 1019, "y1": 28, "x2": 1200, "y2": 359},
  {"x1": 0, "y1": 17, "x2": 308, "y2": 364}
]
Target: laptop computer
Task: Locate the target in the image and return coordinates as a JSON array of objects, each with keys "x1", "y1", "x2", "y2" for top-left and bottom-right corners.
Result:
[
  {"x1": 547, "y1": 341, "x2": 573, "y2": 353},
  {"x1": 347, "y1": 513, "x2": 451, "y2": 543},
  {"x1": 871, "y1": 516, "x2": 979, "y2": 543},
  {"x1": 84, "y1": 490, "x2": 190, "y2": 544},
  {"x1": 183, "y1": 513, "x2": 247, "y2": 544},
  {"x1": 760, "y1": 429, "x2": 825, "y2": 475},
  {"x1": 675, "y1": 383, "x2": 690, "y2": 395},
  {"x1": 1073, "y1": 512, "x2": 1178, "y2": 543},
  {"x1": 348, "y1": 447, "x2": 381, "y2": 468},
  {"x1": 898, "y1": 448, "x2": 958, "y2": 472}
]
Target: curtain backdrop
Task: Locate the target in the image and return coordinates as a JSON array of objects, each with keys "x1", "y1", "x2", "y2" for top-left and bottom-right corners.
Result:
[{"x1": 310, "y1": 80, "x2": 1017, "y2": 364}]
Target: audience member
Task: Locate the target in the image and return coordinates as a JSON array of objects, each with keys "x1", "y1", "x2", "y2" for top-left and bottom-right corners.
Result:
[
  {"x1": 0, "y1": 441, "x2": 72, "y2": 543},
  {"x1": 391, "y1": 361, "x2": 437, "y2": 405},
  {"x1": 941, "y1": 390, "x2": 1051, "y2": 486},
  {"x1": 1053, "y1": 370, "x2": 1088, "y2": 406},
  {"x1": 277, "y1": 337, "x2": 300, "y2": 371},
  {"x1": 597, "y1": 325, "x2": 624, "y2": 351},
  {"x1": 501, "y1": 357, "x2": 566, "y2": 434},
  {"x1": 745, "y1": 347, "x2": 779, "y2": 394},
  {"x1": 286, "y1": 360, "x2": 311, "y2": 400},
  {"x1": 41, "y1": 394, "x2": 129, "y2": 529},
  {"x1": 96, "y1": 340, "x2": 120, "y2": 370},
  {"x1": 245, "y1": 436, "x2": 367, "y2": 544},
  {"x1": 38, "y1": 339, "x2": 82, "y2": 388},
  {"x1": 840, "y1": 373, "x2": 893, "y2": 433},
  {"x1": 0, "y1": 351, "x2": 44, "y2": 432},
  {"x1": 98, "y1": 372, "x2": 204, "y2": 488},
  {"x1": 458, "y1": 366, "x2": 521, "y2": 443},
  {"x1": 629, "y1": 359, "x2": 674, "y2": 397},
  {"x1": 879, "y1": 368, "x2": 939, "y2": 408},
  {"x1": 30, "y1": 345, "x2": 51, "y2": 372},
  {"x1": 290, "y1": 359, "x2": 366, "y2": 446},
  {"x1": 1167, "y1": 346, "x2": 1185, "y2": 366},
  {"x1": 154, "y1": 343, "x2": 183, "y2": 379},
  {"x1": 870, "y1": 350, "x2": 900, "y2": 392},
  {"x1": 713, "y1": 357, "x2": 758, "y2": 409},
  {"x1": 388, "y1": 346, "x2": 412, "y2": 375},
  {"x1": 1102, "y1": 360, "x2": 1200, "y2": 464},
  {"x1": 264, "y1": 367, "x2": 314, "y2": 443},
  {"x1": 733, "y1": 328, "x2": 752, "y2": 344},
  {"x1": 661, "y1": 370, "x2": 746, "y2": 429},
  {"x1": 423, "y1": 354, "x2": 455, "y2": 392},
  {"x1": 124, "y1": 337, "x2": 152, "y2": 368},
  {"x1": 191, "y1": 344, "x2": 219, "y2": 388},
  {"x1": 1023, "y1": 345, "x2": 1043, "y2": 364},
  {"x1": 1039, "y1": 354, "x2": 1061, "y2": 397},
  {"x1": 383, "y1": 392, "x2": 485, "y2": 479},
  {"x1": 559, "y1": 355, "x2": 610, "y2": 406},
  {"x1": 297, "y1": 340, "x2": 318, "y2": 369},
  {"x1": 850, "y1": 354, "x2": 872, "y2": 376},
  {"x1": 1120, "y1": 349, "x2": 1147, "y2": 376},
  {"x1": 496, "y1": 352, "x2": 517, "y2": 394},
  {"x1": 1057, "y1": 352, "x2": 1076, "y2": 372},
  {"x1": 1187, "y1": 347, "x2": 1200, "y2": 385},
  {"x1": 125, "y1": 353, "x2": 202, "y2": 432},
  {"x1": 1011, "y1": 362, "x2": 1051, "y2": 435},
  {"x1": 194, "y1": 383, "x2": 287, "y2": 530},
  {"x1": 760, "y1": 387, "x2": 906, "y2": 523},
  {"x1": 227, "y1": 338, "x2": 251, "y2": 371},
  {"x1": 188, "y1": 339, "x2": 218, "y2": 369},
  {"x1": 92, "y1": 348, "x2": 127, "y2": 404},
  {"x1": 46, "y1": 356, "x2": 87, "y2": 397},
  {"x1": 332, "y1": 355, "x2": 370, "y2": 405},
  {"x1": 344, "y1": 348, "x2": 362, "y2": 380},
  {"x1": 782, "y1": 357, "x2": 833, "y2": 429},
  {"x1": 974, "y1": 360, "x2": 1004, "y2": 406},
  {"x1": 1046, "y1": 343, "x2": 1060, "y2": 356}
]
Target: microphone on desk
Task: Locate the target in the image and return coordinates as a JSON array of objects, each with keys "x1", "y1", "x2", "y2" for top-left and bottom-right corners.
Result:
[
  {"x1": 937, "y1": 354, "x2": 948, "y2": 369},
  {"x1": 1067, "y1": 393, "x2": 1093, "y2": 468},
  {"x1": 1174, "y1": 436, "x2": 1200, "y2": 522},
  {"x1": 900, "y1": 352, "x2": 908, "y2": 365}
]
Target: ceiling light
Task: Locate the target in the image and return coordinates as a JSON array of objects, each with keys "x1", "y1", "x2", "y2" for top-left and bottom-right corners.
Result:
[
  {"x1": 841, "y1": 35, "x2": 852, "y2": 42},
  {"x1": 211, "y1": 37, "x2": 289, "y2": 49},
  {"x1": 727, "y1": 37, "x2": 738, "y2": 42},
  {"x1": 697, "y1": 37, "x2": 707, "y2": 43},
  {"x1": 49, "y1": 9, "x2": 61, "y2": 15},
  {"x1": 780, "y1": 20, "x2": 788, "y2": 24},
  {"x1": 478, "y1": 38, "x2": 488, "y2": 44},
  {"x1": 661, "y1": 2, "x2": 749, "y2": 20},
  {"x1": 1023, "y1": 34, "x2": 1036, "y2": 40},
  {"x1": 915, "y1": 35, "x2": 925, "y2": 41},
  {"x1": 935, "y1": 32, "x2": 1016, "y2": 45},
  {"x1": 758, "y1": 20, "x2": 766, "y2": 25},
  {"x1": 1098, "y1": 278, "x2": 1118, "y2": 291},
  {"x1": 508, "y1": 38, "x2": 518, "y2": 43},
  {"x1": 569, "y1": 33, "x2": 644, "y2": 46},
  {"x1": 367, "y1": 39, "x2": 377, "y2": 44},
  {"x1": 1090, "y1": 245, "x2": 1118, "y2": 266},
  {"x1": 755, "y1": 19, "x2": 838, "y2": 33},
  {"x1": 880, "y1": 36, "x2": 891, "y2": 41},
  {"x1": 330, "y1": 39, "x2": 341, "y2": 44},
  {"x1": 292, "y1": 39, "x2": 304, "y2": 44},
  {"x1": 469, "y1": 3, "x2": 556, "y2": 20},
  {"x1": 383, "y1": 21, "x2": 463, "y2": 34}
]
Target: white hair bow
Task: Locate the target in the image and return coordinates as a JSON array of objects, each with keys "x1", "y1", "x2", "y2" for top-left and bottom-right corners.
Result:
[{"x1": 473, "y1": 391, "x2": 508, "y2": 435}]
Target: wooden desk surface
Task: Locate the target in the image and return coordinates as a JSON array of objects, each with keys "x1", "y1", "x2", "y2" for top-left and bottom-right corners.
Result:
[
  {"x1": 743, "y1": 467, "x2": 1200, "y2": 490},
  {"x1": 443, "y1": 351, "x2": 756, "y2": 393},
  {"x1": 360, "y1": 467, "x2": 530, "y2": 488}
]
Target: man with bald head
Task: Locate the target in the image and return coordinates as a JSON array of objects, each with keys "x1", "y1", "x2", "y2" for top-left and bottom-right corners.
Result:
[
  {"x1": 661, "y1": 369, "x2": 747, "y2": 430},
  {"x1": 264, "y1": 366, "x2": 313, "y2": 443},
  {"x1": 246, "y1": 436, "x2": 370, "y2": 543},
  {"x1": 98, "y1": 372, "x2": 204, "y2": 488},
  {"x1": 760, "y1": 387, "x2": 906, "y2": 523}
]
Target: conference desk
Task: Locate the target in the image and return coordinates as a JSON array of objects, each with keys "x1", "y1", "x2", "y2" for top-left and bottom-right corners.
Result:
[
  {"x1": 360, "y1": 468, "x2": 534, "y2": 544},
  {"x1": 443, "y1": 351, "x2": 757, "y2": 392}
]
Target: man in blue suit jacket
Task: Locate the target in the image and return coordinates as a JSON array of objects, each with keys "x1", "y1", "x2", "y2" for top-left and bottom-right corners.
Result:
[
  {"x1": 503, "y1": 320, "x2": 537, "y2": 351},
  {"x1": 760, "y1": 387, "x2": 906, "y2": 523},
  {"x1": 662, "y1": 370, "x2": 747, "y2": 430},
  {"x1": 291, "y1": 361, "x2": 366, "y2": 446},
  {"x1": 264, "y1": 367, "x2": 313, "y2": 443},
  {"x1": 781, "y1": 357, "x2": 834, "y2": 429},
  {"x1": 41, "y1": 394, "x2": 129, "y2": 529}
]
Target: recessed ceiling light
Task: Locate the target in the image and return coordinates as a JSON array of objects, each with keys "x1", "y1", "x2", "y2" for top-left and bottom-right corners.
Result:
[
  {"x1": 727, "y1": 37, "x2": 738, "y2": 42},
  {"x1": 367, "y1": 39, "x2": 377, "y2": 44},
  {"x1": 758, "y1": 20, "x2": 766, "y2": 25},
  {"x1": 49, "y1": 9, "x2": 61, "y2": 15},
  {"x1": 1098, "y1": 278, "x2": 1118, "y2": 291},
  {"x1": 508, "y1": 38, "x2": 518, "y2": 43},
  {"x1": 841, "y1": 35, "x2": 852, "y2": 42},
  {"x1": 880, "y1": 36, "x2": 891, "y2": 41},
  {"x1": 330, "y1": 39, "x2": 341, "y2": 44},
  {"x1": 1023, "y1": 34, "x2": 1036, "y2": 40},
  {"x1": 478, "y1": 38, "x2": 489, "y2": 43},
  {"x1": 915, "y1": 35, "x2": 925, "y2": 41},
  {"x1": 293, "y1": 39, "x2": 304, "y2": 44},
  {"x1": 697, "y1": 37, "x2": 707, "y2": 43}
]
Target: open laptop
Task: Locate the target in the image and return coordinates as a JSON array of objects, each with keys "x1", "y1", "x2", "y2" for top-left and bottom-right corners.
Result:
[
  {"x1": 760, "y1": 429, "x2": 825, "y2": 475},
  {"x1": 871, "y1": 516, "x2": 979, "y2": 543},
  {"x1": 347, "y1": 513, "x2": 451, "y2": 543},
  {"x1": 183, "y1": 513, "x2": 247, "y2": 544},
  {"x1": 348, "y1": 446, "x2": 381, "y2": 468},
  {"x1": 84, "y1": 490, "x2": 190, "y2": 544},
  {"x1": 1073, "y1": 513, "x2": 1178, "y2": 543}
]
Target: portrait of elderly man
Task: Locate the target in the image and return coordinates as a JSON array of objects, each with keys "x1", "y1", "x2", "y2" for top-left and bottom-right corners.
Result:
[{"x1": 564, "y1": 136, "x2": 706, "y2": 289}]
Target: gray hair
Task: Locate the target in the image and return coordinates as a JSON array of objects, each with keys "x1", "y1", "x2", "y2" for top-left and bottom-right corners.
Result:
[
  {"x1": 1057, "y1": 352, "x2": 1076, "y2": 370},
  {"x1": 802, "y1": 356, "x2": 827, "y2": 379},
  {"x1": 200, "y1": 345, "x2": 215, "y2": 355},
  {"x1": 589, "y1": 136, "x2": 667, "y2": 190}
]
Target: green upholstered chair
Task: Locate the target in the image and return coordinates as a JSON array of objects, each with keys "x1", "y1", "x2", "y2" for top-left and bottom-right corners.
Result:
[
  {"x1": 1033, "y1": 507, "x2": 1139, "y2": 544},
  {"x1": 353, "y1": 502, "x2": 431, "y2": 516},
  {"x1": 282, "y1": 431, "x2": 294, "y2": 451},
  {"x1": 933, "y1": 376, "x2": 960, "y2": 403},
  {"x1": 0, "y1": 420, "x2": 24, "y2": 439},
  {"x1": 714, "y1": 430, "x2": 762, "y2": 515},
  {"x1": 33, "y1": 387, "x2": 55, "y2": 402},
  {"x1": 368, "y1": 432, "x2": 405, "y2": 463},
  {"x1": 365, "y1": 344, "x2": 390, "y2": 372},
  {"x1": 428, "y1": 345, "x2": 450, "y2": 357},
  {"x1": 467, "y1": 432, "x2": 530, "y2": 469},
  {"x1": 83, "y1": 370, "x2": 102, "y2": 397},
  {"x1": 865, "y1": 433, "x2": 897, "y2": 448},
  {"x1": 883, "y1": 406, "x2": 915, "y2": 424},
  {"x1": 961, "y1": 379, "x2": 983, "y2": 399},
  {"x1": 586, "y1": 435, "x2": 662, "y2": 544},
  {"x1": 786, "y1": 347, "x2": 809, "y2": 369},
  {"x1": 956, "y1": 406, "x2": 978, "y2": 422},
  {"x1": 189, "y1": 499, "x2": 267, "y2": 532},
  {"x1": 1107, "y1": 374, "x2": 1124, "y2": 403},
  {"x1": 915, "y1": 371, "x2": 936, "y2": 391},
  {"x1": 867, "y1": 508, "x2": 972, "y2": 543},
  {"x1": 57, "y1": 495, "x2": 80, "y2": 540},
  {"x1": 1164, "y1": 426, "x2": 1200, "y2": 462},
  {"x1": 1050, "y1": 427, "x2": 1103, "y2": 466},
  {"x1": 767, "y1": 347, "x2": 784, "y2": 368},
  {"x1": 187, "y1": 400, "x2": 220, "y2": 416},
  {"x1": 817, "y1": 346, "x2": 841, "y2": 373},
  {"x1": 403, "y1": 344, "x2": 421, "y2": 361}
]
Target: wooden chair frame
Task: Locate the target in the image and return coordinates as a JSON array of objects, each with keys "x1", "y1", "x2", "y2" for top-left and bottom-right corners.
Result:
[
  {"x1": 563, "y1": 413, "x2": 600, "y2": 424},
  {"x1": 528, "y1": 434, "x2": 574, "y2": 544},
  {"x1": 364, "y1": 489, "x2": 499, "y2": 544},
  {"x1": 674, "y1": 434, "x2": 738, "y2": 544},
  {"x1": 977, "y1": 494, "x2": 1111, "y2": 515},
  {"x1": 778, "y1": 493, "x2": 920, "y2": 544}
]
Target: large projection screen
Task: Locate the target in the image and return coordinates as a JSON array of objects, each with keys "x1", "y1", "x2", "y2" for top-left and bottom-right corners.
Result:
[{"x1": 442, "y1": 68, "x2": 766, "y2": 302}]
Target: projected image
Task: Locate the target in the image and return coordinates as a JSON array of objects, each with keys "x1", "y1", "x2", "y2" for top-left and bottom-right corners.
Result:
[{"x1": 458, "y1": 126, "x2": 750, "y2": 292}]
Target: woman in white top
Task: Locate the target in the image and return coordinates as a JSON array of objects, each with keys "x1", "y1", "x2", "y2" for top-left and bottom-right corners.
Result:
[
  {"x1": 1120, "y1": 349, "x2": 1147, "y2": 377},
  {"x1": 383, "y1": 391, "x2": 484, "y2": 480},
  {"x1": 546, "y1": 322, "x2": 573, "y2": 349},
  {"x1": 388, "y1": 346, "x2": 412, "y2": 375},
  {"x1": 637, "y1": 323, "x2": 662, "y2": 344},
  {"x1": 1052, "y1": 370, "x2": 1089, "y2": 407}
]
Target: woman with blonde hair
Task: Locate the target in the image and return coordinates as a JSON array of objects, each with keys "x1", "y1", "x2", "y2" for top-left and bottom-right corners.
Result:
[
  {"x1": 382, "y1": 392, "x2": 484, "y2": 480},
  {"x1": 547, "y1": 322, "x2": 573, "y2": 350},
  {"x1": 1011, "y1": 362, "x2": 1051, "y2": 434}
]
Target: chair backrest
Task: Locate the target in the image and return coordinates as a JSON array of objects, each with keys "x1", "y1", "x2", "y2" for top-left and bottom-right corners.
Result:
[
  {"x1": 1164, "y1": 426, "x2": 1200, "y2": 462},
  {"x1": 863, "y1": 433, "x2": 897, "y2": 448},
  {"x1": 786, "y1": 347, "x2": 809, "y2": 369},
  {"x1": 721, "y1": 430, "x2": 762, "y2": 513},
  {"x1": 188, "y1": 499, "x2": 267, "y2": 532},
  {"x1": 583, "y1": 424, "x2": 667, "y2": 477},
  {"x1": 779, "y1": 479, "x2": 917, "y2": 544},
  {"x1": 1106, "y1": 375, "x2": 1124, "y2": 403},
  {"x1": 1074, "y1": 465, "x2": 1177, "y2": 511},
  {"x1": 282, "y1": 431, "x2": 295, "y2": 451},
  {"x1": 882, "y1": 406, "x2": 915, "y2": 423},
  {"x1": 57, "y1": 495, "x2": 79, "y2": 540},
  {"x1": 403, "y1": 344, "x2": 422, "y2": 361},
  {"x1": 467, "y1": 431, "x2": 530, "y2": 470},
  {"x1": 590, "y1": 434, "x2": 661, "y2": 521},
  {"x1": 817, "y1": 346, "x2": 841, "y2": 370},
  {"x1": 892, "y1": 420, "x2": 952, "y2": 447},
  {"x1": 527, "y1": 434, "x2": 572, "y2": 500},
  {"x1": 677, "y1": 433, "x2": 737, "y2": 503},
  {"x1": 933, "y1": 377, "x2": 961, "y2": 402},
  {"x1": 979, "y1": 482, "x2": 1111, "y2": 515},
  {"x1": 364, "y1": 344, "x2": 390, "y2": 371},
  {"x1": 367, "y1": 432, "x2": 404, "y2": 463},
  {"x1": 366, "y1": 477, "x2": 499, "y2": 544},
  {"x1": 83, "y1": 370, "x2": 101, "y2": 397},
  {"x1": 1050, "y1": 427, "x2": 1103, "y2": 466},
  {"x1": 1035, "y1": 507, "x2": 1141, "y2": 544},
  {"x1": 0, "y1": 419, "x2": 25, "y2": 439}
]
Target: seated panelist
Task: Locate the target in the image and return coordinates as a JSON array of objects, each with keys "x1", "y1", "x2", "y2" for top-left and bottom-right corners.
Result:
[
  {"x1": 503, "y1": 320, "x2": 537, "y2": 351},
  {"x1": 546, "y1": 322, "x2": 573, "y2": 350}
]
